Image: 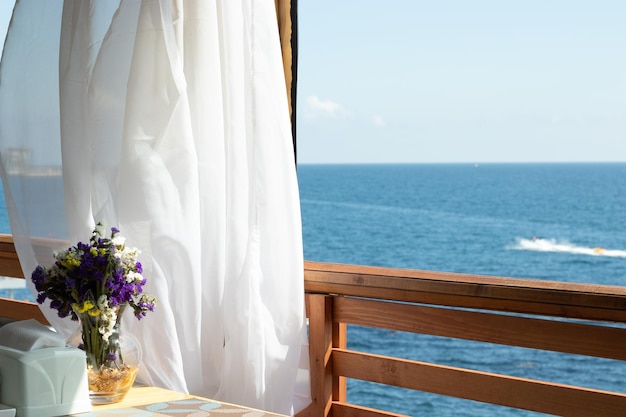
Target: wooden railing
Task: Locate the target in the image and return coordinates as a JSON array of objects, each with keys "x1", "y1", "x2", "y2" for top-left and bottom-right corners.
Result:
[
  {"x1": 2, "y1": 236, "x2": 626, "y2": 416},
  {"x1": 298, "y1": 261, "x2": 626, "y2": 417},
  {"x1": 0, "y1": 235, "x2": 48, "y2": 323}
]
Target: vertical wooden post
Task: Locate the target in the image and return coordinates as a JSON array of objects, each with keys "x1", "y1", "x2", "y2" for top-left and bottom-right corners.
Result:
[
  {"x1": 274, "y1": 0, "x2": 298, "y2": 163},
  {"x1": 299, "y1": 293, "x2": 334, "y2": 417},
  {"x1": 333, "y1": 320, "x2": 347, "y2": 404}
]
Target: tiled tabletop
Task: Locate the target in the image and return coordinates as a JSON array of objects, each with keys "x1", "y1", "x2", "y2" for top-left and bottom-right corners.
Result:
[{"x1": 73, "y1": 386, "x2": 287, "y2": 417}]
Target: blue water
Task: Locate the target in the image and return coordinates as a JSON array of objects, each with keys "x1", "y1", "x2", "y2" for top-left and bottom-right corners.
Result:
[
  {"x1": 297, "y1": 162, "x2": 626, "y2": 416},
  {"x1": 2, "y1": 163, "x2": 626, "y2": 415}
]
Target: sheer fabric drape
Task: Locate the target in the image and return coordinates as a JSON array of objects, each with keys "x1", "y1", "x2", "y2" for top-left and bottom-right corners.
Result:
[{"x1": 0, "y1": 0, "x2": 310, "y2": 414}]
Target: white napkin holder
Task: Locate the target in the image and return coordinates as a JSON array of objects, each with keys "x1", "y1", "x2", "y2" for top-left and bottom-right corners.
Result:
[{"x1": 0, "y1": 320, "x2": 92, "y2": 417}]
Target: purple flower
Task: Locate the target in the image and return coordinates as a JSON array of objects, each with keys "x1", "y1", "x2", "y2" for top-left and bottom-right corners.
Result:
[
  {"x1": 31, "y1": 265, "x2": 45, "y2": 285},
  {"x1": 29, "y1": 223, "x2": 155, "y2": 323}
]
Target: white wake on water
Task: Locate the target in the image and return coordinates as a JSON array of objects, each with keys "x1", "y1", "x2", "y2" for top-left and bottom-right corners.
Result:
[{"x1": 509, "y1": 238, "x2": 626, "y2": 259}]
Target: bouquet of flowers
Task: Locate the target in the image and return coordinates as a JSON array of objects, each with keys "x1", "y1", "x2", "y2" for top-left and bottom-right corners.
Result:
[
  {"x1": 31, "y1": 223, "x2": 156, "y2": 321},
  {"x1": 31, "y1": 223, "x2": 156, "y2": 396}
]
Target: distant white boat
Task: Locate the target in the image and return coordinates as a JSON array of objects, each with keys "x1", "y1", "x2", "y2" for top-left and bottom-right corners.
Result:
[{"x1": 509, "y1": 237, "x2": 626, "y2": 258}]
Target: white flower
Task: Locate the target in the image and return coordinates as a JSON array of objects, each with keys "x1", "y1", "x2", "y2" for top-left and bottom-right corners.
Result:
[
  {"x1": 112, "y1": 235, "x2": 126, "y2": 247},
  {"x1": 126, "y1": 271, "x2": 143, "y2": 283},
  {"x1": 97, "y1": 299, "x2": 119, "y2": 344},
  {"x1": 53, "y1": 249, "x2": 69, "y2": 260},
  {"x1": 94, "y1": 223, "x2": 106, "y2": 238},
  {"x1": 97, "y1": 295, "x2": 109, "y2": 310},
  {"x1": 123, "y1": 246, "x2": 140, "y2": 259}
]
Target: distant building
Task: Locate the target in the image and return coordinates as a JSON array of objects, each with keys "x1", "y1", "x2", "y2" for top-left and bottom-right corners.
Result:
[
  {"x1": 1, "y1": 147, "x2": 61, "y2": 176},
  {"x1": 2, "y1": 147, "x2": 31, "y2": 175}
]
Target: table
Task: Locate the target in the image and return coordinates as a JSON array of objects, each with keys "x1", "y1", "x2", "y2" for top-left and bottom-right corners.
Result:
[{"x1": 78, "y1": 385, "x2": 288, "y2": 416}]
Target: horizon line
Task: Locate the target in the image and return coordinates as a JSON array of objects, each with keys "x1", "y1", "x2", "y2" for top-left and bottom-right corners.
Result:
[{"x1": 296, "y1": 160, "x2": 626, "y2": 166}]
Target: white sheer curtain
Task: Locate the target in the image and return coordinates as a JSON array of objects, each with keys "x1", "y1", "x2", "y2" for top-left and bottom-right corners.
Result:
[{"x1": 0, "y1": 0, "x2": 310, "y2": 414}]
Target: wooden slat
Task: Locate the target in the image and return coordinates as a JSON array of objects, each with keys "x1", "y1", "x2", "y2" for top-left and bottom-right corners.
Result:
[
  {"x1": 334, "y1": 297, "x2": 626, "y2": 361},
  {"x1": 300, "y1": 294, "x2": 334, "y2": 417},
  {"x1": 299, "y1": 297, "x2": 348, "y2": 417},
  {"x1": 333, "y1": 349, "x2": 626, "y2": 417},
  {"x1": 332, "y1": 402, "x2": 408, "y2": 417},
  {"x1": 0, "y1": 234, "x2": 18, "y2": 253},
  {"x1": 0, "y1": 235, "x2": 47, "y2": 326},
  {"x1": 0, "y1": 255, "x2": 24, "y2": 278},
  {"x1": 304, "y1": 261, "x2": 626, "y2": 322},
  {"x1": 0, "y1": 234, "x2": 63, "y2": 327},
  {"x1": 333, "y1": 322, "x2": 347, "y2": 403},
  {"x1": 0, "y1": 236, "x2": 24, "y2": 277},
  {"x1": 0, "y1": 298, "x2": 48, "y2": 323},
  {"x1": 0, "y1": 233, "x2": 70, "y2": 280}
]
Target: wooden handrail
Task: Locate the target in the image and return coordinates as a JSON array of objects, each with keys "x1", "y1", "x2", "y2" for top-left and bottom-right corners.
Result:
[{"x1": 303, "y1": 261, "x2": 626, "y2": 322}]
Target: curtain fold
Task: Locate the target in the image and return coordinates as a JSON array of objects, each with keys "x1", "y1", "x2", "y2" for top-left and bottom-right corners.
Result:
[{"x1": 0, "y1": 0, "x2": 309, "y2": 414}]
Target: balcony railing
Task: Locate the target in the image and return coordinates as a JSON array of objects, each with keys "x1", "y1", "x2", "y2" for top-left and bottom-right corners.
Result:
[
  {"x1": 1, "y1": 235, "x2": 626, "y2": 416},
  {"x1": 298, "y1": 261, "x2": 626, "y2": 417}
]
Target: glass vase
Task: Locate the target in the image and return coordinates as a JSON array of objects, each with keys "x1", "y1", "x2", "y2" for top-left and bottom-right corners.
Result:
[{"x1": 70, "y1": 303, "x2": 141, "y2": 404}]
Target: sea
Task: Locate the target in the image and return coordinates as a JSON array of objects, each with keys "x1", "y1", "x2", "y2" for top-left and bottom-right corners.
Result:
[
  {"x1": 297, "y1": 162, "x2": 626, "y2": 416},
  {"x1": 2, "y1": 162, "x2": 626, "y2": 416}
]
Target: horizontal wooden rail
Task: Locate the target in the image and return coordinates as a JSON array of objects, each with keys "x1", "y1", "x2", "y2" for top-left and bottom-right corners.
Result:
[
  {"x1": 304, "y1": 261, "x2": 626, "y2": 322},
  {"x1": 0, "y1": 234, "x2": 35, "y2": 322},
  {"x1": 0, "y1": 233, "x2": 65, "y2": 324},
  {"x1": 0, "y1": 235, "x2": 24, "y2": 278},
  {"x1": 0, "y1": 297, "x2": 47, "y2": 323},
  {"x1": 333, "y1": 296, "x2": 626, "y2": 361},
  {"x1": 331, "y1": 402, "x2": 406, "y2": 417},
  {"x1": 333, "y1": 349, "x2": 626, "y2": 417}
]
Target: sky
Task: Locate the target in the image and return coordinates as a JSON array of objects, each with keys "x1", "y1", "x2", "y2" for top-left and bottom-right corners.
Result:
[
  {"x1": 0, "y1": 2, "x2": 12, "y2": 55},
  {"x1": 1, "y1": 1, "x2": 625, "y2": 164},
  {"x1": 297, "y1": 1, "x2": 626, "y2": 164}
]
